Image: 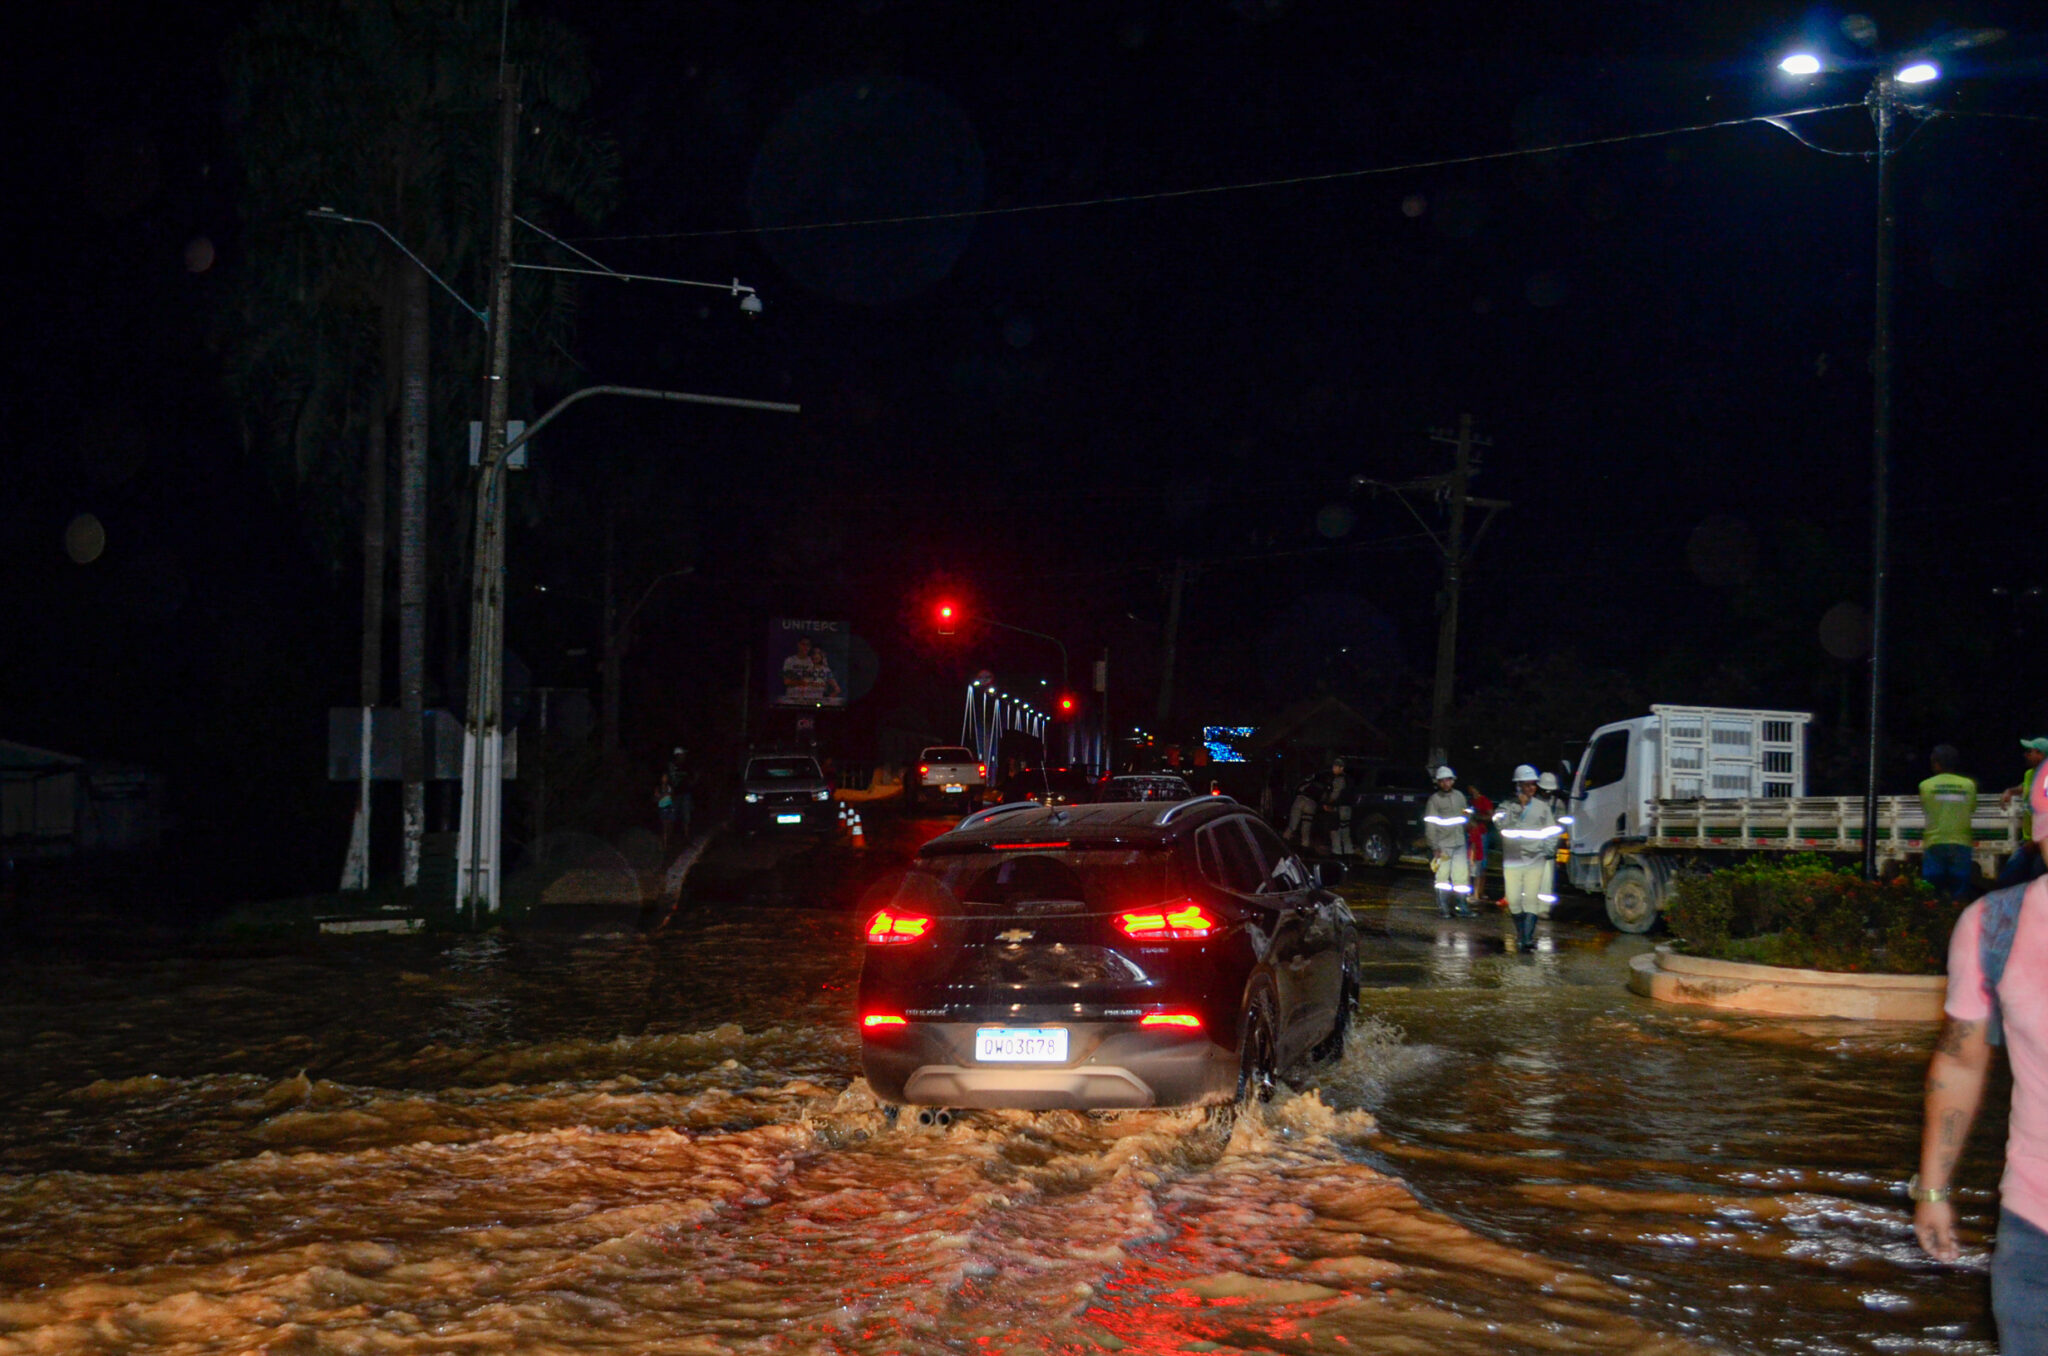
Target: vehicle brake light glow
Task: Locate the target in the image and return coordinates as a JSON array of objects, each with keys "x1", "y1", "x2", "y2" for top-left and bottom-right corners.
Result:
[
  {"x1": 861, "y1": 1013, "x2": 908, "y2": 1028},
  {"x1": 1116, "y1": 901, "x2": 1217, "y2": 940},
  {"x1": 977, "y1": 763, "x2": 987, "y2": 778},
  {"x1": 1140, "y1": 1012, "x2": 1202, "y2": 1028},
  {"x1": 918, "y1": 764, "x2": 929, "y2": 776},
  {"x1": 991, "y1": 841, "x2": 1069, "y2": 851},
  {"x1": 865, "y1": 909, "x2": 932, "y2": 944}
]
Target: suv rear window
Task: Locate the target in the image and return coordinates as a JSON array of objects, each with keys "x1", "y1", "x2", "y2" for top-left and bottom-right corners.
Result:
[
  {"x1": 916, "y1": 848, "x2": 1177, "y2": 915},
  {"x1": 921, "y1": 748, "x2": 977, "y2": 763}
]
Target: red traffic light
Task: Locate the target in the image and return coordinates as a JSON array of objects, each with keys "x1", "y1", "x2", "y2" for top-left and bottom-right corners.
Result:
[
  {"x1": 1058, "y1": 693, "x2": 1077, "y2": 714},
  {"x1": 935, "y1": 601, "x2": 957, "y2": 635}
]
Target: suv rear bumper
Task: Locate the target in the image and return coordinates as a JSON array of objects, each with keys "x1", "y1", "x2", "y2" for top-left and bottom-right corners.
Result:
[{"x1": 860, "y1": 1019, "x2": 1237, "y2": 1109}]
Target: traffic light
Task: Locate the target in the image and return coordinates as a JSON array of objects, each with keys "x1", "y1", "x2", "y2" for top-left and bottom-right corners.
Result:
[
  {"x1": 935, "y1": 601, "x2": 957, "y2": 635},
  {"x1": 1057, "y1": 693, "x2": 1077, "y2": 716}
]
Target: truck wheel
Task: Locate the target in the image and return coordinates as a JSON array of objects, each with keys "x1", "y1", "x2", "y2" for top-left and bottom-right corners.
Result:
[
  {"x1": 1605, "y1": 862, "x2": 1660, "y2": 934},
  {"x1": 1356, "y1": 818, "x2": 1397, "y2": 870}
]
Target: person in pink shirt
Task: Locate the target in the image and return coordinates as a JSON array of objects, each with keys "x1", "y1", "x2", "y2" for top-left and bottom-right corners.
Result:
[{"x1": 1915, "y1": 775, "x2": 2048, "y2": 1353}]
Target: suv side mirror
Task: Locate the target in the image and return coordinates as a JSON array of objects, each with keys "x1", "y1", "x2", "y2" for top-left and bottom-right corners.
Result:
[{"x1": 1313, "y1": 858, "x2": 1346, "y2": 890}]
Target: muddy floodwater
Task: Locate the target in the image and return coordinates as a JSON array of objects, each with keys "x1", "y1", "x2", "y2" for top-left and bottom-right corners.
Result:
[{"x1": 0, "y1": 838, "x2": 2007, "y2": 1355}]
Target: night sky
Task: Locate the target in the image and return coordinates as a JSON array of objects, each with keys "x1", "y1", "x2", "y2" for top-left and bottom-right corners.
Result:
[{"x1": 7, "y1": 1, "x2": 2046, "y2": 896}]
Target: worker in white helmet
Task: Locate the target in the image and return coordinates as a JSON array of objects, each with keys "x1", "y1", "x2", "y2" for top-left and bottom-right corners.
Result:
[
  {"x1": 1494, "y1": 764, "x2": 1561, "y2": 950},
  {"x1": 1536, "y1": 771, "x2": 1565, "y2": 915},
  {"x1": 1422, "y1": 765, "x2": 1473, "y2": 917}
]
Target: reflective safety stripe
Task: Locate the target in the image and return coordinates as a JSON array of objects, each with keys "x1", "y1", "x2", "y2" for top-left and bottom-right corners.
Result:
[
  {"x1": 1537, "y1": 893, "x2": 1558, "y2": 903},
  {"x1": 1557, "y1": 815, "x2": 1575, "y2": 826},
  {"x1": 1500, "y1": 825, "x2": 1565, "y2": 840},
  {"x1": 1435, "y1": 882, "x2": 1472, "y2": 894},
  {"x1": 1423, "y1": 814, "x2": 1469, "y2": 826}
]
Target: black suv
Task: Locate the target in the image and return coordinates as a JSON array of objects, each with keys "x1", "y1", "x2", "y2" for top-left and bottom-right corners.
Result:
[
  {"x1": 1335, "y1": 757, "x2": 1433, "y2": 869},
  {"x1": 857, "y1": 796, "x2": 1359, "y2": 1110}
]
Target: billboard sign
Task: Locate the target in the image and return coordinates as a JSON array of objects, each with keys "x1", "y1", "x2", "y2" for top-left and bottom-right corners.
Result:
[{"x1": 766, "y1": 619, "x2": 849, "y2": 708}]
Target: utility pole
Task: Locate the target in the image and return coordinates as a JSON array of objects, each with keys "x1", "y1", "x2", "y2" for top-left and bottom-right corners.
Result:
[
  {"x1": 456, "y1": 66, "x2": 521, "y2": 924},
  {"x1": 1355, "y1": 414, "x2": 1507, "y2": 770}
]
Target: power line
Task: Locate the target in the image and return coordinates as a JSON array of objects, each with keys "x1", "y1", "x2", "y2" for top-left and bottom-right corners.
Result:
[{"x1": 573, "y1": 103, "x2": 1865, "y2": 244}]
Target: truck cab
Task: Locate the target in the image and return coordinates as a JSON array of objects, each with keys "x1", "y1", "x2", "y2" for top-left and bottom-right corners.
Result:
[{"x1": 1564, "y1": 716, "x2": 1660, "y2": 893}]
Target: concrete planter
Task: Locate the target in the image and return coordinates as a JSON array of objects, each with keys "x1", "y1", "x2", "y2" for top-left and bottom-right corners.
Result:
[{"x1": 1627, "y1": 944, "x2": 1945, "y2": 1021}]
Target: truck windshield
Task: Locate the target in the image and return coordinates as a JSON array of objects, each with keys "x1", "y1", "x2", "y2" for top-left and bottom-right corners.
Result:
[
  {"x1": 1581, "y1": 731, "x2": 1628, "y2": 790},
  {"x1": 923, "y1": 748, "x2": 976, "y2": 764},
  {"x1": 748, "y1": 758, "x2": 822, "y2": 779}
]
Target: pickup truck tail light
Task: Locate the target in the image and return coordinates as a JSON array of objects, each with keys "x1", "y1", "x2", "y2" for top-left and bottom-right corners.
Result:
[
  {"x1": 866, "y1": 908, "x2": 933, "y2": 944},
  {"x1": 1139, "y1": 1012, "x2": 1203, "y2": 1028},
  {"x1": 861, "y1": 1013, "x2": 908, "y2": 1028},
  {"x1": 978, "y1": 763, "x2": 988, "y2": 778},
  {"x1": 917, "y1": 764, "x2": 930, "y2": 776},
  {"x1": 1115, "y1": 900, "x2": 1217, "y2": 940}
]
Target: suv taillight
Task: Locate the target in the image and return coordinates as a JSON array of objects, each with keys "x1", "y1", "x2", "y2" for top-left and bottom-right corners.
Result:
[
  {"x1": 866, "y1": 909, "x2": 932, "y2": 944},
  {"x1": 1115, "y1": 901, "x2": 1217, "y2": 940}
]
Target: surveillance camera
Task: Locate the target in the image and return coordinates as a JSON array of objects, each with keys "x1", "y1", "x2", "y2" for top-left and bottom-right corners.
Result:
[{"x1": 739, "y1": 294, "x2": 764, "y2": 316}]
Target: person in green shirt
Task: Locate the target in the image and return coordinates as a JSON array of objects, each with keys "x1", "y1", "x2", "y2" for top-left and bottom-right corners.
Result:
[
  {"x1": 1918, "y1": 745, "x2": 1977, "y2": 901},
  {"x1": 1995, "y1": 737, "x2": 2048, "y2": 888}
]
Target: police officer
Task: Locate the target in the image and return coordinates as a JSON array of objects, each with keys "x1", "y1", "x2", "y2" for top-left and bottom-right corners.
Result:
[
  {"x1": 1423, "y1": 765, "x2": 1473, "y2": 917},
  {"x1": 1495, "y1": 765, "x2": 1561, "y2": 951}
]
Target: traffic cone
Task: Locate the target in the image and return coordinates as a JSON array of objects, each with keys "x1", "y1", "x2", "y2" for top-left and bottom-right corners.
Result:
[{"x1": 849, "y1": 810, "x2": 867, "y2": 849}]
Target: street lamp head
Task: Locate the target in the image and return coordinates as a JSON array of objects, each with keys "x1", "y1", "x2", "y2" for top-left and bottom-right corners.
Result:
[
  {"x1": 1895, "y1": 61, "x2": 1939, "y2": 84},
  {"x1": 1779, "y1": 52, "x2": 1823, "y2": 75},
  {"x1": 738, "y1": 293, "x2": 764, "y2": 316}
]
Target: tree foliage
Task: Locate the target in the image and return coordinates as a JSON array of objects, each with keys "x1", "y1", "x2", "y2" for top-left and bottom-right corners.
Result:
[{"x1": 219, "y1": 0, "x2": 618, "y2": 569}]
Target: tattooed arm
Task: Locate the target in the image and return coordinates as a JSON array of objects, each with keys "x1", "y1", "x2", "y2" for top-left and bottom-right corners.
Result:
[{"x1": 1915, "y1": 1015, "x2": 1991, "y2": 1262}]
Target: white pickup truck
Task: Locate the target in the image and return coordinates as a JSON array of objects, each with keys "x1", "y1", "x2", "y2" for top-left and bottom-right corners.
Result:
[
  {"x1": 908, "y1": 746, "x2": 988, "y2": 809},
  {"x1": 1564, "y1": 704, "x2": 2025, "y2": 933}
]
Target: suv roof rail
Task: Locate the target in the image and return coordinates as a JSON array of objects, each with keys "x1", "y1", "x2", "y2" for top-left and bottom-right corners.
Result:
[
  {"x1": 1158, "y1": 793, "x2": 1236, "y2": 824},
  {"x1": 954, "y1": 801, "x2": 1041, "y2": 832}
]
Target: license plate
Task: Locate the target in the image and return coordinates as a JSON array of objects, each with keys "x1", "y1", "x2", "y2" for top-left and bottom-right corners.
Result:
[
  {"x1": 943, "y1": 783, "x2": 965, "y2": 794},
  {"x1": 974, "y1": 1027, "x2": 1068, "y2": 1062},
  {"x1": 775, "y1": 813, "x2": 804, "y2": 824}
]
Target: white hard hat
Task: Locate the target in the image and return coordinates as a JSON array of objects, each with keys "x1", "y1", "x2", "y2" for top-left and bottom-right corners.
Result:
[
  {"x1": 1537, "y1": 772, "x2": 1559, "y2": 791},
  {"x1": 1512, "y1": 764, "x2": 1539, "y2": 783},
  {"x1": 1434, "y1": 765, "x2": 1456, "y2": 780}
]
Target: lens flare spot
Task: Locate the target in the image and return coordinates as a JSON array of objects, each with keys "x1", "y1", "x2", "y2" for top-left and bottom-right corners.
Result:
[{"x1": 66, "y1": 514, "x2": 107, "y2": 564}]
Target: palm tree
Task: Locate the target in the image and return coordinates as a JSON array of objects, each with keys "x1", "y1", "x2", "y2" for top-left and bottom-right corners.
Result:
[{"x1": 221, "y1": 0, "x2": 614, "y2": 887}]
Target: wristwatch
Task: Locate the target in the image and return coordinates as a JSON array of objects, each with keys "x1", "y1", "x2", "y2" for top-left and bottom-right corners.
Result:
[{"x1": 1906, "y1": 1174, "x2": 1952, "y2": 1204}]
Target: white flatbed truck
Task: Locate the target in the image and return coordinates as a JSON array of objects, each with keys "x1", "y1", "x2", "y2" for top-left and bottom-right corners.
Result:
[{"x1": 1564, "y1": 705, "x2": 2026, "y2": 933}]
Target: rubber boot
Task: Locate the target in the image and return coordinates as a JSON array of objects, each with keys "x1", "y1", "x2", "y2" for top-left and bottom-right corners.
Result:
[{"x1": 1518, "y1": 912, "x2": 1539, "y2": 951}]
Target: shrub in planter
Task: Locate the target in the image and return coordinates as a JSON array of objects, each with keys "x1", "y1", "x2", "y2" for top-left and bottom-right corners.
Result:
[{"x1": 1663, "y1": 853, "x2": 1962, "y2": 975}]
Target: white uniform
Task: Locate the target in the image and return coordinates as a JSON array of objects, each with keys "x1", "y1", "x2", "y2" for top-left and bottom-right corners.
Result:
[
  {"x1": 1423, "y1": 787, "x2": 1472, "y2": 914},
  {"x1": 1494, "y1": 795, "x2": 1561, "y2": 917}
]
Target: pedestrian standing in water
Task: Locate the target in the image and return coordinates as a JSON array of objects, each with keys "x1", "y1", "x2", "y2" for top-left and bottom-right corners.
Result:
[
  {"x1": 1536, "y1": 771, "x2": 1564, "y2": 915},
  {"x1": 1919, "y1": 745, "x2": 1978, "y2": 903},
  {"x1": 1998, "y1": 737, "x2": 2048, "y2": 888},
  {"x1": 655, "y1": 772, "x2": 678, "y2": 853},
  {"x1": 1423, "y1": 766, "x2": 1473, "y2": 917},
  {"x1": 1494, "y1": 765, "x2": 1560, "y2": 951},
  {"x1": 1285, "y1": 769, "x2": 1326, "y2": 849},
  {"x1": 1324, "y1": 759, "x2": 1355, "y2": 859},
  {"x1": 1914, "y1": 768, "x2": 2048, "y2": 1352},
  {"x1": 1466, "y1": 782, "x2": 1494, "y2": 908}
]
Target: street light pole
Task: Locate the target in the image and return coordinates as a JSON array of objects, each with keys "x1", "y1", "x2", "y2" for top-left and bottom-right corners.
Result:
[{"x1": 1862, "y1": 71, "x2": 1897, "y2": 881}]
